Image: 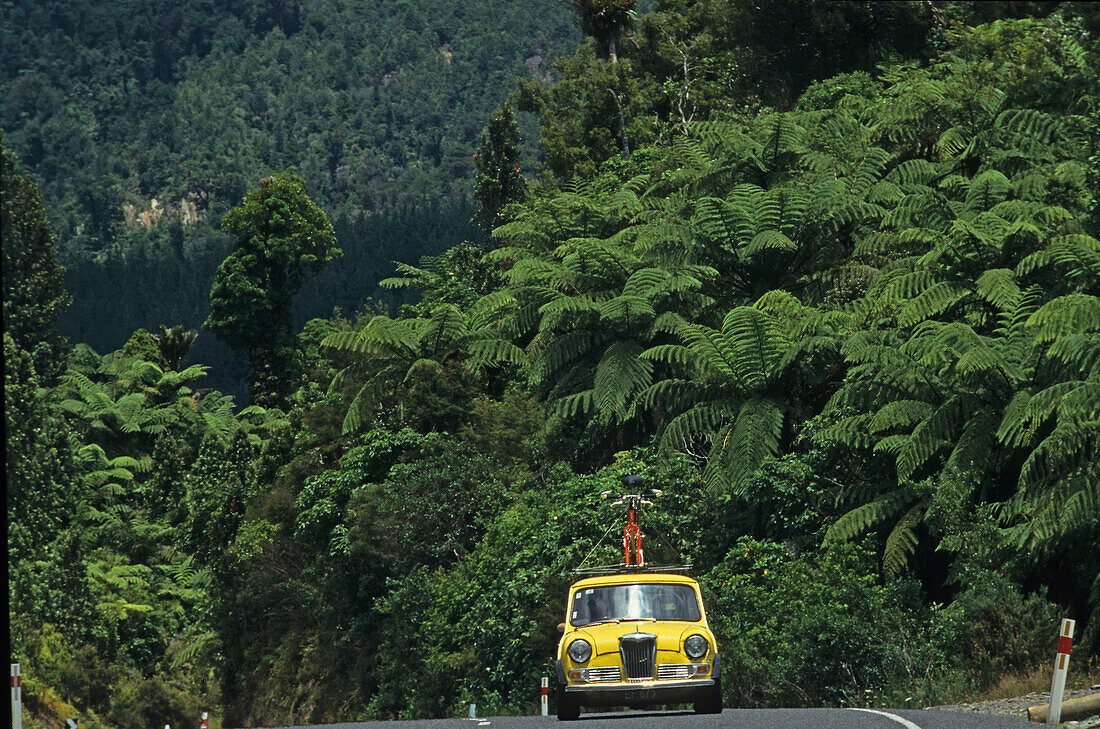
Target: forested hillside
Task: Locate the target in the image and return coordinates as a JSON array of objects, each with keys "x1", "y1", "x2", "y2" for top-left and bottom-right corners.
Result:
[
  {"x1": 0, "y1": 0, "x2": 579, "y2": 396},
  {"x1": 6, "y1": 2, "x2": 1100, "y2": 729}
]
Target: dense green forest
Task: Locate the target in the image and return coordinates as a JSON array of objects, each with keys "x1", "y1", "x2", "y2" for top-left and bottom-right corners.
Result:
[
  {"x1": 0, "y1": 0, "x2": 580, "y2": 397},
  {"x1": 6, "y1": 1, "x2": 1100, "y2": 728}
]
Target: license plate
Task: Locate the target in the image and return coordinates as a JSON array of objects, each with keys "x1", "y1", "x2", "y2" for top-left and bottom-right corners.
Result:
[{"x1": 622, "y1": 689, "x2": 657, "y2": 700}]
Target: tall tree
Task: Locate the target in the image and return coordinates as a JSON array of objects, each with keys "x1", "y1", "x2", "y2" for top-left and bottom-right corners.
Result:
[
  {"x1": 1, "y1": 133, "x2": 70, "y2": 375},
  {"x1": 2, "y1": 133, "x2": 78, "y2": 572},
  {"x1": 473, "y1": 103, "x2": 526, "y2": 243},
  {"x1": 205, "y1": 173, "x2": 340, "y2": 407},
  {"x1": 570, "y1": 0, "x2": 635, "y2": 63}
]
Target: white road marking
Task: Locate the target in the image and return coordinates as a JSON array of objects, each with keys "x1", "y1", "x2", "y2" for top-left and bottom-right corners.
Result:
[{"x1": 850, "y1": 708, "x2": 923, "y2": 729}]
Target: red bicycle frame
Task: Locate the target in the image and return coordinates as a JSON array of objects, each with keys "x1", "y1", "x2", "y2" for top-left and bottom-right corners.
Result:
[{"x1": 623, "y1": 501, "x2": 645, "y2": 566}]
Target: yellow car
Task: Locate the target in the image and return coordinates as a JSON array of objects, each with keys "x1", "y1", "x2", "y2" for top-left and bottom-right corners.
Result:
[{"x1": 555, "y1": 570, "x2": 722, "y2": 720}]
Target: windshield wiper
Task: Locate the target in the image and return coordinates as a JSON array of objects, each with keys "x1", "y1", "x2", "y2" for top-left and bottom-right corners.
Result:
[{"x1": 584, "y1": 616, "x2": 658, "y2": 626}]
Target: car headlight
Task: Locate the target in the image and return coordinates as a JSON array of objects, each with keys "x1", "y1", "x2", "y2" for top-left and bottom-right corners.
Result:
[
  {"x1": 685, "y1": 634, "x2": 709, "y2": 659},
  {"x1": 567, "y1": 639, "x2": 592, "y2": 663}
]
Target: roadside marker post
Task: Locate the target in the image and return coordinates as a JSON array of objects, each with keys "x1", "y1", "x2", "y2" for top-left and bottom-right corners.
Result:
[
  {"x1": 540, "y1": 677, "x2": 548, "y2": 716},
  {"x1": 11, "y1": 663, "x2": 23, "y2": 729},
  {"x1": 1047, "y1": 618, "x2": 1075, "y2": 724},
  {"x1": 201, "y1": 712, "x2": 208, "y2": 729}
]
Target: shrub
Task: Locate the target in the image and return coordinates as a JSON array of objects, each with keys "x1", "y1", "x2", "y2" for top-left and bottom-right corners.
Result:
[
  {"x1": 701, "y1": 539, "x2": 937, "y2": 707},
  {"x1": 107, "y1": 674, "x2": 201, "y2": 729},
  {"x1": 933, "y1": 568, "x2": 1058, "y2": 687}
]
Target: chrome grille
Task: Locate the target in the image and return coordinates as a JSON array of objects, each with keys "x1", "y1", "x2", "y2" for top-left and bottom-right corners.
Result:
[
  {"x1": 583, "y1": 666, "x2": 622, "y2": 683},
  {"x1": 619, "y1": 632, "x2": 657, "y2": 680},
  {"x1": 656, "y1": 664, "x2": 693, "y2": 680}
]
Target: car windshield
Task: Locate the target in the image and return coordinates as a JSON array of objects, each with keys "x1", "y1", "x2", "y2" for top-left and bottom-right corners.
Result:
[{"x1": 570, "y1": 583, "x2": 701, "y2": 626}]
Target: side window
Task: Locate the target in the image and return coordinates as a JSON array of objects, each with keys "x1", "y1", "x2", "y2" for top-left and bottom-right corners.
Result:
[{"x1": 571, "y1": 589, "x2": 590, "y2": 625}]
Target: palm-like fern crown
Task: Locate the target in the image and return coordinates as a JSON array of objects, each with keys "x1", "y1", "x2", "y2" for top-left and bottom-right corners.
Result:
[{"x1": 60, "y1": 348, "x2": 219, "y2": 456}]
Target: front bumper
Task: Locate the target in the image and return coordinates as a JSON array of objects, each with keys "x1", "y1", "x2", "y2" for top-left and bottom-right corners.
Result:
[
  {"x1": 564, "y1": 678, "x2": 715, "y2": 693},
  {"x1": 564, "y1": 678, "x2": 715, "y2": 707}
]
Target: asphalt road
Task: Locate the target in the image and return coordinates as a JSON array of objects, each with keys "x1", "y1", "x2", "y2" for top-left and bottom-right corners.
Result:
[{"x1": 255, "y1": 707, "x2": 1033, "y2": 729}]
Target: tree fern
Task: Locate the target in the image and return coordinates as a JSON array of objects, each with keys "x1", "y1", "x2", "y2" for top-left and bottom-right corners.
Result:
[{"x1": 324, "y1": 296, "x2": 527, "y2": 433}]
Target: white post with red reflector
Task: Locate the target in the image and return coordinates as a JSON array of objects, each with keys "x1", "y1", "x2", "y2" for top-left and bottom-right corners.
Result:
[
  {"x1": 11, "y1": 663, "x2": 23, "y2": 729},
  {"x1": 541, "y1": 677, "x2": 548, "y2": 716},
  {"x1": 201, "y1": 712, "x2": 208, "y2": 729},
  {"x1": 1047, "y1": 618, "x2": 1075, "y2": 724}
]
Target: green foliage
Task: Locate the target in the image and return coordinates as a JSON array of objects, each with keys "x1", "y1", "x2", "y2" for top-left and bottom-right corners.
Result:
[
  {"x1": 507, "y1": 234, "x2": 713, "y2": 439},
  {"x1": 120, "y1": 329, "x2": 168, "y2": 369},
  {"x1": 106, "y1": 673, "x2": 202, "y2": 729},
  {"x1": 517, "y1": 50, "x2": 661, "y2": 180},
  {"x1": 1, "y1": 133, "x2": 70, "y2": 375},
  {"x1": 523, "y1": 0, "x2": 938, "y2": 180},
  {"x1": 153, "y1": 325, "x2": 199, "y2": 371},
  {"x1": 474, "y1": 103, "x2": 527, "y2": 240},
  {"x1": 184, "y1": 433, "x2": 259, "y2": 566},
  {"x1": 3, "y1": 0, "x2": 571, "y2": 398},
  {"x1": 5, "y1": 334, "x2": 81, "y2": 566},
  {"x1": 702, "y1": 539, "x2": 944, "y2": 707},
  {"x1": 0, "y1": 0, "x2": 578, "y2": 253},
  {"x1": 323, "y1": 298, "x2": 525, "y2": 433},
  {"x1": 206, "y1": 172, "x2": 340, "y2": 407},
  {"x1": 935, "y1": 569, "x2": 1060, "y2": 686},
  {"x1": 9, "y1": 326, "x2": 271, "y2": 729}
]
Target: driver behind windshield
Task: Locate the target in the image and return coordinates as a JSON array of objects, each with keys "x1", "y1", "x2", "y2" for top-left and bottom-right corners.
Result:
[{"x1": 587, "y1": 591, "x2": 611, "y2": 621}]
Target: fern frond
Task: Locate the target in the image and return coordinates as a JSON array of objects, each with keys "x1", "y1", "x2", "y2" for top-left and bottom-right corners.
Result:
[
  {"x1": 965, "y1": 169, "x2": 1011, "y2": 212},
  {"x1": 869, "y1": 400, "x2": 934, "y2": 434},
  {"x1": 592, "y1": 340, "x2": 652, "y2": 423},
  {"x1": 720, "y1": 306, "x2": 785, "y2": 389},
  {"x1": 896, "y1": 396, "x2": 961, "y2": 480},
  {"x1": 743, "y1": 229, "x2": 797, "y2": 256},
  {"x1": 1025, "y1": 295, "x2": 1100, "y2": 343},
  {"x1": 658, "y1": 402, "x2": 735, "y2": 453},
  {"x1": 896, "y1": 282, "x2": 968, "y2": 328},
  {"x1": 466, "y1": 339, "x2": 527, "y2": 367},
  {"x1": 883, "y1": 502, "x2": 926, "y2": 575},
  {"x1": 706, "y1": 396, "x2": 784, "y2": 492},
  {"x1": 824, "y1": 487, "x2": 918, "y2": 544}
]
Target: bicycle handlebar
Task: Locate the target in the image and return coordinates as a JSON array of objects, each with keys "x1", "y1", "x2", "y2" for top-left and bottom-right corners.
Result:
[{"x1": 602, "y1": 490, "x2": 663, "y2": 504}]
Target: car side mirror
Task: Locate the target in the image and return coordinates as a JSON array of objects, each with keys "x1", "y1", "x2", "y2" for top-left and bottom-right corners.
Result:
[{"x1": 557, "y1": 622, "x2": 566, "y2": 633}]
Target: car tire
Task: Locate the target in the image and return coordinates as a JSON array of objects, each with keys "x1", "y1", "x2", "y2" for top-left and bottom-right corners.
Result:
[
  {"x1": 557, "y1": 684, "x2": 580, "y2": 721},
  {"x1": 693, "y1": 676, "x2": 722, "y2": 714}
]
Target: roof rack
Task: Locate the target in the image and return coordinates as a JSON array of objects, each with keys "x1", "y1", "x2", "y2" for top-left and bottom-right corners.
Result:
[{"x1": 571, "y1": 563, "x2": 694, "y2": 577}]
